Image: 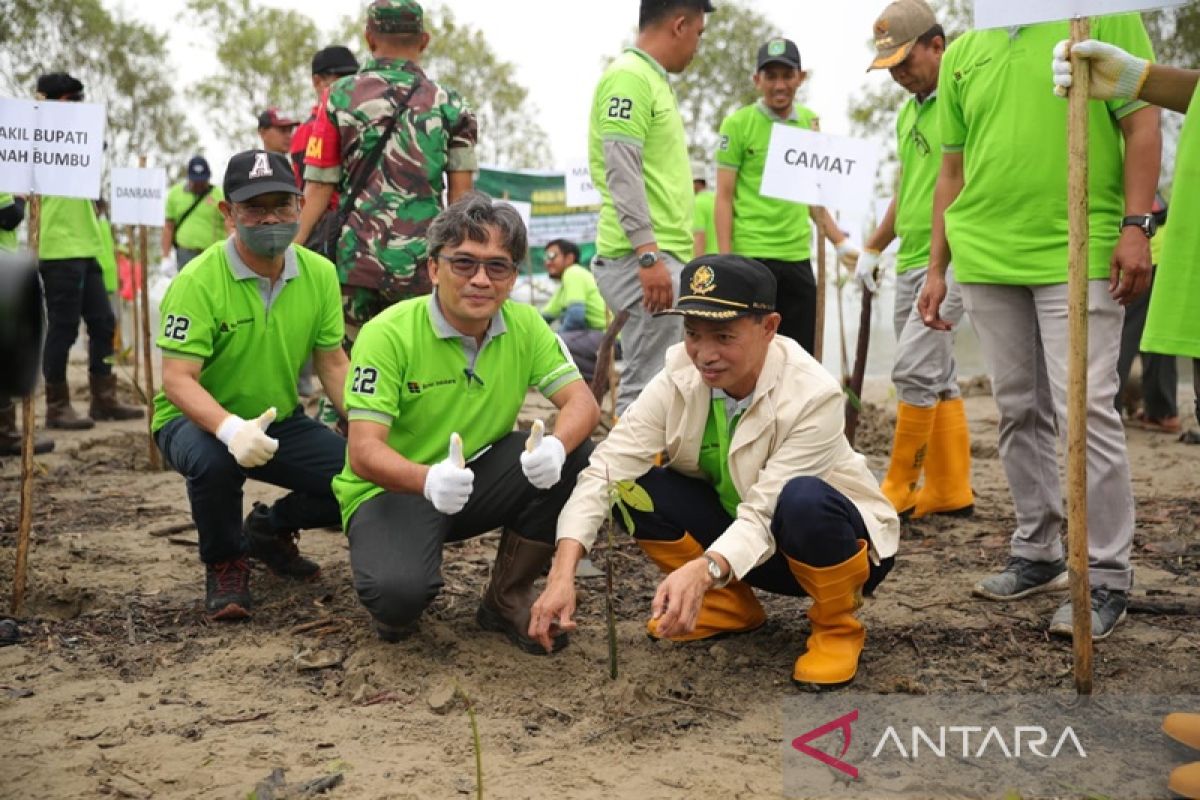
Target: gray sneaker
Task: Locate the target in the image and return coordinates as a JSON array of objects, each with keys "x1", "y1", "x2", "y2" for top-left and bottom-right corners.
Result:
[
  {"x1": 972, "y1": 556, "x2": 1068, "y2": 600},
  {"x1": 1048, "y1": 588, "x2": 1128, "y2": 641}
]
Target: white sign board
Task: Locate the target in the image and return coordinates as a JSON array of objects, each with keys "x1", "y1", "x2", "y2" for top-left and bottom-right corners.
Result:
[
  {"x1": 564, "y1": 159, "x2": 601, "y2": 208},
  {"x1": 975, "y1": 0, "x2": 1185, "y2": 29},
  {"x1": 0, "y1": 98, "x2": 106, "y2": 199},
  {"x1": 110, "y1": 167, "x2": 167, "y2": 226},
  {"x1": 759, "y1": 125, "x2": 881, "y2": 221},
  {"x1": 495, "y1": 199, "x2": 533, "y2": 237}
]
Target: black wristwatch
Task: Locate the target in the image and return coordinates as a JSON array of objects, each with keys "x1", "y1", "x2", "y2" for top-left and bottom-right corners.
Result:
[
  {"x1": 1121, "y1": 214, "x2": 1158, "y2": 238},
  {"x1": 637, "y1": 250, "x2": 661, "y2": 269}
]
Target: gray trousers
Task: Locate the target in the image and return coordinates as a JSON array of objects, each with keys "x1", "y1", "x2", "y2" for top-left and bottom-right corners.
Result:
[
  {"x1": 893, "y1": 266, "x2": 964, "y2": 407},
  {"x1": 592, "y1": 252, "x2": 684, "y2": 416},
  {"x1": 346, "y1": 432, "x2": 593, "y2": 628},
  {"x1": 961, "y1": 281, "x2": 1134, "y2": 590}
]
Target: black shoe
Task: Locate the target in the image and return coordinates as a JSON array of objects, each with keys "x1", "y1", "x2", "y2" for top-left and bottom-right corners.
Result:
[
  {"x1": 972, "y1": 556, "x2": 1068, "y2": 601},
  {"x1": 375, "y1": 620, "x2": 417, "y2": 643},
  {"x1": 205, "y1": 558, "x2": 252, "y2": 621},
  {"x1": 1048, "y1": 587, "x2": 1128, "y2": 641},
  {"x1": 244, "y1": 503, "x2": 321, "y2": 581}
]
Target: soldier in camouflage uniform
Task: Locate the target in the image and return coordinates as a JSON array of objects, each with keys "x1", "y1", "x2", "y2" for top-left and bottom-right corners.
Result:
[{"x1": 297, "y1": 0, "x2": 478, "y2": 343}]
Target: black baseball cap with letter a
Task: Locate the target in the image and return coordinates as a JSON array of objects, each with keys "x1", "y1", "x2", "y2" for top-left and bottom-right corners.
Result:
[{"x1": 223, "y1": 150, "x2": 303, "y2": 203}]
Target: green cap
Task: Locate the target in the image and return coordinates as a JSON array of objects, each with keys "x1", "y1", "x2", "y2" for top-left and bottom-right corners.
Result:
[{"x1": 368, "y1": 0, "x2": 423, "y2": 34}]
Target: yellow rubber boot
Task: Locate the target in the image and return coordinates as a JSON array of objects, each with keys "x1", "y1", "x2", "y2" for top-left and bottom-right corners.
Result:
[
  {"x1": 786, "y1": 541, "x2": 870, "y2": 687},
  {"x1": 1170, "y1": 763, "x2": 1200, "y2": 799},
  {"x1": 913, "y1": 397, "x2": 975, "y2": 518},
  {"x1": 880, "y1": 402, "x2": 936, "y2": 516},
  {"x1": 1165, "y1": 713, "x2": 1200, "y2": 751},
  {"x1": 637, "y1": 533, "x2": 765, "y2": 641}
]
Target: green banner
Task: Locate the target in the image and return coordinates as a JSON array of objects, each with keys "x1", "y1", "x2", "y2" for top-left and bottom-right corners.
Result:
[{"x1": 476, "y1": 167, "x2": 599, "y2": 273}]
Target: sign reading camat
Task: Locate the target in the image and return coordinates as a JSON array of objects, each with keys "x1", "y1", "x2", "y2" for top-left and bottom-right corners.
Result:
[
  {"x1": 759, "y1": 125, "x2": 880, "y2": 220},
  {"x1": 564, "y1": 159, "x2": 601, "y2": 209},
  {"x1": 974, "y1": 0, "x2": 1185, "y2": 29},
  {"x1": 110, "y1": 167, "x2": 167, "y2": 227},
  {"x1": 0, "y1": 98, "x2": 106, "y2": 199}
]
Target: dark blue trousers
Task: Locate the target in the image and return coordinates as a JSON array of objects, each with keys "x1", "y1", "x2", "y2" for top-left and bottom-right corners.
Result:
[{"x1": 156, "y1": 406, "x2": 345, "y2": 564}]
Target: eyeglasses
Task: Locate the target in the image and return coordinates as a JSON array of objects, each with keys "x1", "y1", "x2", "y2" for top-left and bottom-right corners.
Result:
[
  {"x1": 437, "y1": 253, "x2": 518, "y2": 280},
  {"x1": 908, "y1": 126, "x2": 931, "y2": 157},
  {"x1": 233, "y1": 202, "x2": 300, "y2": 223},
  {"x1": 544, "y1": 251, "x2": 560, "y2": 261}
]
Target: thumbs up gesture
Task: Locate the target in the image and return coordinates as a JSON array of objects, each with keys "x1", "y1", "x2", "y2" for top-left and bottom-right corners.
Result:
[
  {"x1": 520, "y1": 419, "x2": 567, "y2": 490},
  {"x1": 423, "y1": 433, "x2": 475, "y2": 514},
  {"x1": 216, "y1": 408, "x2": 280, "y2": 468}
]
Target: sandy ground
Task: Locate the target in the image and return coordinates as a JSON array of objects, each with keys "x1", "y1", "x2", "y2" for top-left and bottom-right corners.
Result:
[{"x1": 1, "y1": 363, "x2": 1198, "y2": 800}]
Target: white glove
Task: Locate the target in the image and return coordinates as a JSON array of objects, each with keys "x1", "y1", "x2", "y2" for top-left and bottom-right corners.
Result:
[
  {"x1": 424, "y1": 433, "x2": 474, "y2": 514},
  {"x1": 1052, "y1": 39, "x2": 1149, "y2": 101},
  {"x1": 855, "y1": 249, "x2": 881, "y2": 294},
  {"x1": 216, "y1": 408, "x2": 279, "y2": 468},
  {"x1": 520, "y1": 419, "x2": 566, "y2": 490},
  {"x1": 835, "y1": 239, "x2": 860, "y2": 269},
  {"x1": 158, "y1": 252, "x2": 178, "y2": 278}
]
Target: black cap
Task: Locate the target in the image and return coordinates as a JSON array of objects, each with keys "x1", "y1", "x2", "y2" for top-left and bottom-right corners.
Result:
[
  {"x1": 312, "y1": 45, "x2": 360, "y2": 76},
  {"x1": 756, "y1": 38, "x2": 802, "y2": 72},
  {"x1": 186, "y1": 156, "x2": 211, "y2": 182},
  {"x1": 656, "y1": 255, "x2": 777, "y2": 320},
  {"x1": 257, "y1": 108, "x2": 300, "y2": 130},
  {"x1": 36, "y1": 72, "x2": 84, "y2": 100},
  {"x1": 223, "y1": 150, "x2": 302, "y2": 203}
]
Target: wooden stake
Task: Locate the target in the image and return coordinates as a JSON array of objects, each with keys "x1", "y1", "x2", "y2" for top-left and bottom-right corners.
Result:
[
  {"x1": 1067, "y1": 16, "x2": 1094, "y2": 695},
  {"x1": 12, "y1": 195, "x2": 41, "y2": 616},
  {"x1": 128, "y1": 226, "x2": 140, "y2": 388},
  {"x1": 844, "y1": 286, "x2": 874, "y2": 447},
  {"x1": 137, "y1": 156, "x2": 161, "y2": 470},
  {"x1": 814, "y1": 231, "x2": 826, "y2": 363}
]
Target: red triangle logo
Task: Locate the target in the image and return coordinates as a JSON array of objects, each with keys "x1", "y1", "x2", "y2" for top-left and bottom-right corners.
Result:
[{"x1": 791, "y1": 709, "x2": 859, "y2": 779}]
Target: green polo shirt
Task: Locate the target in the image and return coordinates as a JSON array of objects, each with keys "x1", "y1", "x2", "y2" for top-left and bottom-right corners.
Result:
[
  {"x1": 939, "y1": 16, "x2": 1154, "y2": 285},
  {"x1": 0, "y1": 194, "x2": 18, "y2": 252},
  {"x1": 333, "y1": 294, "x2": 583, "y2": 527},
  {"x1": 697, "y1": 390, "x2": 753, "y2": 518},
  {"x1": 39, "y1": 197, "x2": 103, "y2": 261},
  {"x1": 166, "y1": 183, "x2": 227, "y2": 251},
  {"x1": 542, "y1": 264, "x2": 608, "y2": 331},
  {"x1": 589, "y1": 47, "x2": 694, "y2": 260},
  {"x1": 151, "y1": 240, "x2": 344, "y2": 432},
  {"x1": 717, "y1": 101, "x2": 820, "y2": 262},
  {"x1": 693, "y1": 189, "x2": 718, "y2": 255},
  {"x1": 893, "y1": 92, "x2": 942, "y2": 273},
  {"x1": 97, "y1": 218, "x2": 118, "y2": 293},
  {"x1": 1143, "y1": 86, "x2": 1200, "y2": 359}
]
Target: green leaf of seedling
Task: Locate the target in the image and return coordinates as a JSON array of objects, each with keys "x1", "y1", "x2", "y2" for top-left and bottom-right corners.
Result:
[
  {"x1": 615, "y1": 500, "x2": 636, "y2": 538},
  {"x1": 843, "y1": 385, "x2": 862, "y2": 412},
  {"x1": 615, "y1": 480, "x2": 654, "y2": 513}
]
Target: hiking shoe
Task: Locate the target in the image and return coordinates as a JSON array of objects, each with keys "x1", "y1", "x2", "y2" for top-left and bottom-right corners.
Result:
[
  {"x1": 205, "y1": 558, "x2": 252, "y2": 620},
  {"x1": 375, "y1": 620, "x2": 418, "y2": 643},
  {"x1": 972, "y1": 556, "x2": 1068, "y2": 600},
  {"x1": 244, "y1": 503, "x2": 321, "y2": 581},
  {"x1": 1048, "y1": 588, "x2": 1128, "y2": 641}
]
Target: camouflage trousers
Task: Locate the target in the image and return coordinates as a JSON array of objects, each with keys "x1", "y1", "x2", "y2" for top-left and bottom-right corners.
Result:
[{"x1": 341, "y1": 286, "x2": 394, "y2": 347}]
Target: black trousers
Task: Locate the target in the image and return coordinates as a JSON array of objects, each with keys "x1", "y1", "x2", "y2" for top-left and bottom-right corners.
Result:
[
  {"x1": 755, "y1": 258, "x2": 816, "y2": 355},
  {"x1": 622, "y1": 468, "x2": 891, "y2": 596},
  {"x1": 346, "y1": 432, "x2": 594, "y2": 628},
  {"x1": 1116, "y1": 267, "x2": 1177, "y2": 420},
  {"x1": 39, "y1": 258, "x2": 115, "y2": 383}
]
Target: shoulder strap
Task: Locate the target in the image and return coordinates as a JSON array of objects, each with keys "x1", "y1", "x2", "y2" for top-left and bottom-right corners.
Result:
[
  {"x1": 171, "y1": 185, "x2": 214, "y2": 247},
  {"x1": 337, "y1": 75, "x2": 423, "y2": 215}
]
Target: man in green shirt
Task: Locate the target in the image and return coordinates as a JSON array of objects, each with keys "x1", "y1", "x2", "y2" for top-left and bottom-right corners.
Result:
[
  {"x1": 541, "y1": 238, "x2": 608, "y2": 383},
  {"x1": 336, "y1": 194, "x2": 599, "y2": 650},
  {"x1": 154, "y1": 150, "x2": 350, "y2": 621},
  {"x1": 36, "y1": 72, "x2": 144, "y2": 431},
  {"x1": 715, "y1": 38, "x2": 860, "y2": 354},
  {"x1": 0, "y1": 194, "x2": 54, "y2": 457},
  {"x1": 589, "y1": 0, "x2": 712, "y2": 416},
  {"x1": 857, "y1": 0, "x2": 974, "y2": 520},
  {"x1": 162, "y1": 156, "x2": 226, "y2": 270},
  {"x1": 919, "y1": 15, "x2": 1161, "y2": 640},
  {"x1": 692, "y1": 162, "x2": 717, "y2": 256}
]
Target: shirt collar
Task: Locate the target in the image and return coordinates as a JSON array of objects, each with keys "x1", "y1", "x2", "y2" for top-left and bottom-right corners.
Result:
[
  {"x1": 755, "y1": 99, "x2": 800, "y2": 123},
  {"x1": 363, "y1": 57, "x2": 426, "y2": 78},
  {"x1": 427, "y1": 290, "x2": 508, "y2": 340},
  {"x1": 712, "y1": 387, "x2": 754, "y2": 421},
  {"x1": 626, "y1": 47, "x2": 669, "y2": 81},
  {"x1": 224, "y1": 237, "x2": 299, "y2": 283}
]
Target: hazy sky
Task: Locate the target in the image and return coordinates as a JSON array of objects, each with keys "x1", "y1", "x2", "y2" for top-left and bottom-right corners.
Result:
[{"x1": 122, "y1": 0, "x2": 895, "y2": 171}]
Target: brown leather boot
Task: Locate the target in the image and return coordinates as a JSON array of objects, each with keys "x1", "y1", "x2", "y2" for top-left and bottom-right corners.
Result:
[
  {"x1": 0, "y1": 400, "x2": 55, "y2": 456},
  {"x1": 476, "y1": 529, "x2": 568, "y2": 655},
  {"x1": 89, "y1": 373, "x2": 144, "y2": 421},
  {"x1": 45, "y1": 382, "x2": 94, "y2": 430}
]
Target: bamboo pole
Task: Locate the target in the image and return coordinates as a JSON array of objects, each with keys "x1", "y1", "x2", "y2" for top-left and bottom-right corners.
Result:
[
  {"x1": 1067, "y1": 17, "x2": 1094, "y2": 695},
  {"x1": 11, "y1": 195, "x2": 41, "y2": 616},
  {"x1": 814, "y1": 231, "x2": 826, "y2": 363},
  {"x1": 136, "y1": 156, "x2": 161, "y2": 470},
  {"x1": 128, "y1": 226, "x2": 140, "y2": 388}
]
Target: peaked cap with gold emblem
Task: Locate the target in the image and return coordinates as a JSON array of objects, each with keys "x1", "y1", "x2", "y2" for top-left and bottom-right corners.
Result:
[{"x1": 656, "y1": 255, "x2": 777, "y2": 320}]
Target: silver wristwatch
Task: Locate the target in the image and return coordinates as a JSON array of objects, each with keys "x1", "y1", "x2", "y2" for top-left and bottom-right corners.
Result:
[
  {"x1": 637, "y1": 250, "x2": 661, "y2": 269},
  {"x1": 703, "y1": 553, "x2": 731, "y2": 589}
]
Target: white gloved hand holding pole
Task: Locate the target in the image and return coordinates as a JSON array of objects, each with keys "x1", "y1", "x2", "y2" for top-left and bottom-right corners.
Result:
[
  {"x1": 1052, "y1": 39, "x2": 1150, "y2": 101},
  {"x1": 424, "y1": 433, "x2": 474, "y2": 514},
  {"x1": 158, "y1": 251, "x2": 178, "y2": 278},
  {"x1": 835, "y1": 239, "x2": 861, "y2": 269},
  {"x1": 520, "y1": 419, "x2": 566, "y2": 490},
  {"x1": 854, "y1": 249, "x2": 881, "y2": 294},
  {"x1": 217, "y1": 408, "x2": 279, "y2": 468}
]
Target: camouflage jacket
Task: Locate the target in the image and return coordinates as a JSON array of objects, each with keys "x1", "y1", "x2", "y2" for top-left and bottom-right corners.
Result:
[{"x1": 304, "y1": 58, "x2": 478, "y2": 297}]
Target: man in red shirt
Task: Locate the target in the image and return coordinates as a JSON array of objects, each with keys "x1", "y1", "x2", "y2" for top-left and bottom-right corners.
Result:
[{"x1": 290, "y1": 46, "x2": 361, "y2": 190}]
